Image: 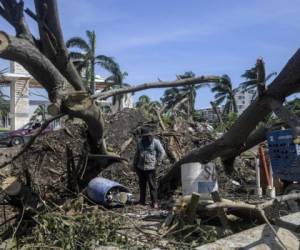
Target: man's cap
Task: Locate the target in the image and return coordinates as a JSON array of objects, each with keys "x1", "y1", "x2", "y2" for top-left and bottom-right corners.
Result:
[{"x1": 141, "y1": 127, "x2": 152, "y2": 136}]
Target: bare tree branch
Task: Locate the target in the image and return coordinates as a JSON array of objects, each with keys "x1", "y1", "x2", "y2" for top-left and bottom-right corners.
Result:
[
  {"x1": 33, "y1": 0, "x2": 85, "y2": 91},
  {"x1": 93, "y1": 76, "x2": 221, "y2": 100}
]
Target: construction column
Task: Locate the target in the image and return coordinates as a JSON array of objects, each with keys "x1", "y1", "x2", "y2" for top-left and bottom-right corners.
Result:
[{"x1": 9, "y1": 62, "x2": 30, "y2": 130}]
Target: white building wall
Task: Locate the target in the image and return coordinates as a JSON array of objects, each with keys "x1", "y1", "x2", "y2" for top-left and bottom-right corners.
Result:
[
  {"x1": 198, "y1": 106, "x2": 223, "y2": 123},
  {"x1": 235, "y1": 88, "x2": 256, "y2": 115},
  {"x1": 110, "y1": 93, "x2": 134, "y2": 113}
]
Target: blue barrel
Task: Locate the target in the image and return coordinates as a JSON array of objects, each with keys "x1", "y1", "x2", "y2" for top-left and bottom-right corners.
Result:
[{"x1": 87, "y1": 177, "x2": 129, "y2": 206}]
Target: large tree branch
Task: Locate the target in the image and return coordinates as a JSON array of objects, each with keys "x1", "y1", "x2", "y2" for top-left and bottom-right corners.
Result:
[
  {"x1": 0, "y1": 0, "x2": 33, "y2": 42},
  {"x1": 159, "y1": 49, "x2": 300, "y2": 193},
  {"x1": 93, "y1": 76, "x2": 221, "y2": 100},
  {"x1": 0, "y1": 31, "x2": 67, "y2": 101},
  {"x1": 33, "y1": 0, "x2": 85, "y2": 91},
  {"x1": 0, "y1": 31, "x2": 107, "y2": 160}
]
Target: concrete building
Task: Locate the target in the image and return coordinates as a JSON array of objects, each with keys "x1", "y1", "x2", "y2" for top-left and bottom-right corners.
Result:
[
  {"x1": 0, "y1": 61, "x2": 133, "y2": 130},
  {"x1": 198, "y1": 106, "x2": 223, "y2": 123},
  {"x1": 234, "y1": 88, "x2": 256, "y2": 115}
]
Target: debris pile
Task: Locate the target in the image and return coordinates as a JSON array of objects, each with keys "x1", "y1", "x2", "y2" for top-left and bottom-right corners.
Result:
[
  {"x1": 5, "y1": 120, "x2": 88, "y2": 202},
  {"x1": 101, "y1": 108, "x2": 219, "y2": 195},
  {"x1": 0, "y1": 108, "x2": 296, "y2": 249}
]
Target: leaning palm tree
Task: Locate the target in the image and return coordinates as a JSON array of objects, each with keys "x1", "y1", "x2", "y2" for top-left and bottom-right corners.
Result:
[
  {"x1": 66, "y1": 30, "x2": 121, "y2": 94},
  {"x1": 240, "y1": 59, "x2": 277, "y2": 93},
  {"x1": 176, "y1": 71, "x2": 197, "y2": 116},
  {"x1": 161, "y1": 71, "x2": 204, "y2": 117},
  {"x1": 211, "y1": 74, "x2": 237, "y2": 114},
  {"x1": 136, "y1": 95, "x2": 151, "y2": 108}
]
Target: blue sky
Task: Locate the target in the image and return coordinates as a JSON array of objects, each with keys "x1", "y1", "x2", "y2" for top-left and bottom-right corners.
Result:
[{"x1": 1, "y1": 0, "x2": 300, "y2": 108}]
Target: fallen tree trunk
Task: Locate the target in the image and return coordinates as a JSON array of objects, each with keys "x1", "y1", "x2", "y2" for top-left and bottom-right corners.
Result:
[
  {"x1": 159, "y1": 49, "x2": 300, "y2": 193},
  {"x1": 93, "y1": 76, "x2": 221, "y2": 100}
]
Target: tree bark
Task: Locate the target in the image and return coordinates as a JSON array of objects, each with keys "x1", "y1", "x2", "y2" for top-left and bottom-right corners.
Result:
[
  {"x1": 0, "y1": 31, "x2": 67, "y2": 101},
  {"x1": 0, "y1": 0, "x2": 33, "y2": 42},
  {"x1": 210, "y1": 101, "x2": 224, "y2": 125},
  {"x1": 0, "y1": 0, "x2": 107, "y2": 164},
  {"x1": 33, "y1": 0, "x2": 85, "y2": 91}
]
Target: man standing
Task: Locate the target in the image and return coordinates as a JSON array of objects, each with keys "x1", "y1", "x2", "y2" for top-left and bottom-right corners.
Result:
[{"x1": 133, "y1": 127, "x2": 166, "y2": 208}]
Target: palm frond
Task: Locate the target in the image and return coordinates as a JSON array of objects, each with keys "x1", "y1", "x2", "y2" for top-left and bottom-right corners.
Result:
[
  {"x1": 74, "y1": 61, "x2": 88, "y2": 74},
  {"x1": 0, "y1": 67, "x2": 8, "y2": 74},
  {"x1": 220, "y1": 74, "x2": 232, "y2": 87},
  {"x1": 211, "y1": 85, "x2": 226, "y2": 93},
  {"x1": 69, "y1": 52, "x2": 85, "y2": 60},
  {"x1": 96, "y1": 55, "x2": 121, "y2": 75},
  {"x1": 177, "y1": 71, "x2": 195, "y2": 79},
  {"x1": 265, "y1": 72, "x2": 277, "y2": 82},
  {"x1": 66, "y1": 37, "x2": 90, "y2": 52},
  {"x1": 214, "y1": 95, "x2": 226, "y2": 106},
  {"x1": 214, "y1": 92, "x2": 226, "y2": 99},
  {"x1": 86, "y1": 30, "x2": 96, "y2": 48},
  {"x1": 241, "y1": 67, "x2": 256, "y2": 80},
  {"x1": 195, "y1": 83, "x2": 209, "y2": 89},
  {"x1": 104, "y1": 75, "x2": 116, "y2": 83},
  {"x1": 95, "y1": 55, "x2": 120, "y2": 71},
  {"x1": 239, "y1": 80, "x2": 257, "y2": 89}
]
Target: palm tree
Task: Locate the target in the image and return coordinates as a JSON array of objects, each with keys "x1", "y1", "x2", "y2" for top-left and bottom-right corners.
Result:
[
  {"x1": 136, "y1": 95, "x2": 151, "y2": 108},
  {"x1": 135, "y1": 95, "x2": 162, "y2": 119},
  {"x1": 240, "y1": 59, "x2": 277, "y2": 93},
  {"x1": 211, "y1": 74, "x2": 237, "y2": 114},
  {"x1": 161, "y1": 87, "x2": 181, "y2": 112},
  {"x1": 161, "y1": 71, "x2": 204, "y2": 117},
  {"x1": 176, "y1": 71, "x2": 197, "y2": 116},
  {"x1": 66, "y1": 30, "x2": 121, "y2": 94},
  {"x1": 30, "y1": 105, "x2": 46, "y2": 121}
]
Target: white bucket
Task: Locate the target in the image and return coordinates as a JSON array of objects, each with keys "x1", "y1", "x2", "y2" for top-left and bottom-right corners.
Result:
[{"x1": 181, "y1": 162, "x2": 218, "y2": 198}]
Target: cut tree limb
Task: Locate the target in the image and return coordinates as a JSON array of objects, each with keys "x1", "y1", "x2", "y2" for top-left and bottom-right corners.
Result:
[
  {"x1": 205, "y1": 192, "x2": 300, "y2": 211},
  {"x1": 184, "y1": 192, "x2": 200, "y2": 224},
  {"x1": 211, "y1": 191, "x2": 232, "y2": 233}
]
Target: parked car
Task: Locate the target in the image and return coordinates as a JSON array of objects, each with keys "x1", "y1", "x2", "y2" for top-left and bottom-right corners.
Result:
[{"x1": 0, "y1": 121, "x2": 53, "y2": 147}]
